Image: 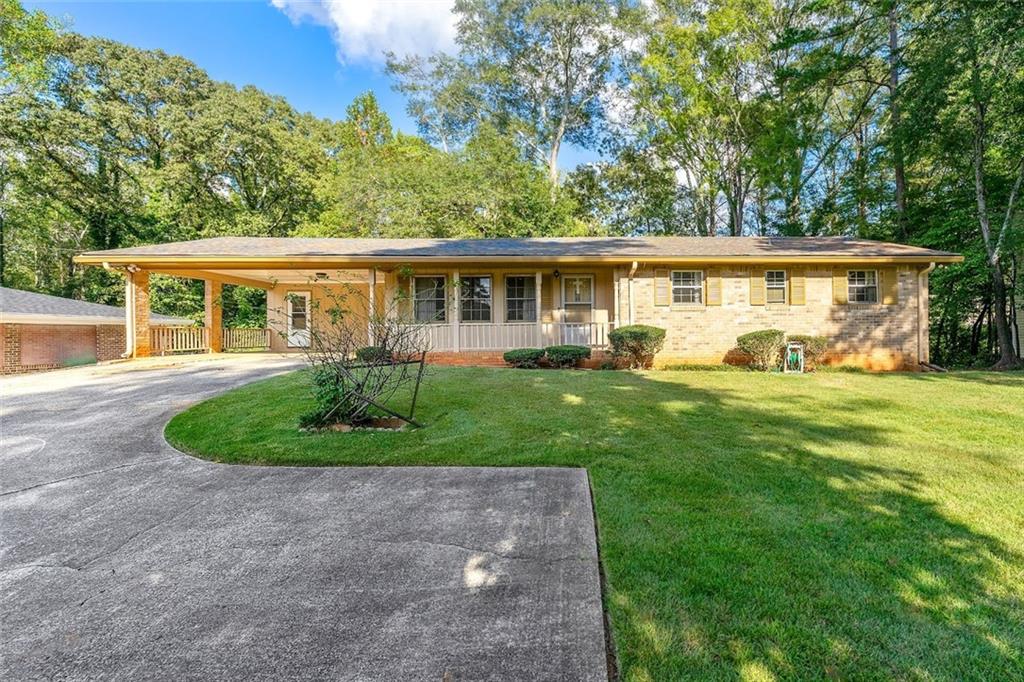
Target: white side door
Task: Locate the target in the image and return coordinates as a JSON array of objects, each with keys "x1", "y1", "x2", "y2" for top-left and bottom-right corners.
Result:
[{"x1": 286, "y1": 292, "x2": 311, "y2": 347}]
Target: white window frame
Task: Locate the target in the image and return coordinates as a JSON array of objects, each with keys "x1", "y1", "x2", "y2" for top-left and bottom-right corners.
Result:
[
  {"x1": 671, "y1": 270, "x2": 704, "y2": 305},
  {"x1": 766, "y1": 270, "x2": 787, "y2": 305},
  {"x1": 460, "y1": 275, "x2": 493, "y2": 323},
  {"x1": 504, "y1": 274, "x2": 537, "y2": 323},
  {"x1": 413, "y1": 275, "x2": 447, "y2": 323},
  {"x1": 847, "y1": 270, "x2": 879, "y2": 304}
]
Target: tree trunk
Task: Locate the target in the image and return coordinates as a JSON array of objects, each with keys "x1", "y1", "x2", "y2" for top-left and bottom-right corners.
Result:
[
  {"x1": 970, "y1": 59, "x2": 1020, "y2": 368},
  {"x1": 888, "y1": 6, "x2": 908, "y2": 240}
]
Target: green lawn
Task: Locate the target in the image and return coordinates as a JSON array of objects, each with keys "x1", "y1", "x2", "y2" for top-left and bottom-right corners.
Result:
[{"x1": 166, "y1": 367, "x2": 1024, "y2": 681}]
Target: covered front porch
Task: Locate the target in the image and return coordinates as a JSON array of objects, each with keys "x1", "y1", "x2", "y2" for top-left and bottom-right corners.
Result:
[{"x1": 112, "y1": 264, "x2": 623, "y2": 357}]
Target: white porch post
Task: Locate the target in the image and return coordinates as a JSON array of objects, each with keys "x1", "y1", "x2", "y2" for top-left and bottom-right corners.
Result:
[
  {"x1": 368, "y1": 267, "x2": 377, "y2": 345},
  {"x1": 451, "y1": 269, "x2": 460, "y2": 352},
  {"x1": 124, "y1": 270, "x2": 136, "y2": 357},
  {"x1": 535, "y1": 270, "x2": 543, "y2": 347},
  {"x1": 628, "y1": 261, "x2": 638, "y2": 325},
  {"x1": 612, "y1": 267, "x2": 620, "y2": 330}
]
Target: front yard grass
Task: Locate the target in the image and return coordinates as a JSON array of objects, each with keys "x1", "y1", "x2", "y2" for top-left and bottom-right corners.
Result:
[{"x1": 165, "y1": 367, "x2": 1024, "y2": 681}]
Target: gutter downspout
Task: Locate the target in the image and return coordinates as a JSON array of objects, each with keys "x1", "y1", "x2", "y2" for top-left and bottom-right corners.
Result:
[
  {"x1": 918, "y1": 262, "x2": 936, "y2": 365},
  {"x1": 628, "y1": 261, "x2": 639, "y2": 325}
]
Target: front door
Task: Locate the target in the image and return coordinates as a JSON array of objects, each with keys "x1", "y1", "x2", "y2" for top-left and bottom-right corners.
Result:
[
  {"x1": 561, "y1": 275, "x2": 594, "y2": 345},
  {"x1": 286, "y1": 292, "x2": 311, "y2": 347}
]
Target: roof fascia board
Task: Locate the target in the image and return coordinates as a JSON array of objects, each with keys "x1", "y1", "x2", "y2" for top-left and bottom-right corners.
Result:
[{"x1": 76, "y1": 254, "x2": 963, "y2": 267}]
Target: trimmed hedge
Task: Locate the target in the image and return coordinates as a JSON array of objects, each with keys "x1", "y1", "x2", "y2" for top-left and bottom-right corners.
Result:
[
  {"x1": 787, "y1": 334, "x2": 828, "y2": 367},
  {"x1": 736, "y1": 329, "x2": 785, "y2": 371},
  {"x1": 545, "y1": 345, "x2": 591, "y2": 368},
  {"x1": 609, "y1": 324, "x2": 667, "y2": 369},
  {"x1": 503, "y1": 348, "x2": 545, "y2": 368}
]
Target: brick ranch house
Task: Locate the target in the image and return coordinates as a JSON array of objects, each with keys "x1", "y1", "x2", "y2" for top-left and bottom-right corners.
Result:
[
  {"x1": 1, "y1": 287, "x2": 189, "y2": 374},
  {"x1": 74, "y1": 236, "x2": 962, "y2": 370}
]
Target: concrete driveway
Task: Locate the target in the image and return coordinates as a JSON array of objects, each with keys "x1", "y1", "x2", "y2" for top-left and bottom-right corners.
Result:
[{"x1": 0, "y1": 355, "x2": 607, "y2": 680}]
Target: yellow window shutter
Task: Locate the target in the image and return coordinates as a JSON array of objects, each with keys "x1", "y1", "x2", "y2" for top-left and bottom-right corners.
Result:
[
  {"x1": 749, "y1": 268, "x2": 766, "y2": 306},
  {"x1": 706, "y1": 269, "x2": 722, "y2": 306},
  {"x1": 790, "y1": 269, "x2": 806, "y2": 305},
  {"x1": 832, "y1": 270, "x2": 848, "y2": 305},
  {"x1": 881, "y1": 268, "x2": 899, "y2": 305},
  {"x1": 654, "y1": 268, "x2": 670, "y2": 306}
]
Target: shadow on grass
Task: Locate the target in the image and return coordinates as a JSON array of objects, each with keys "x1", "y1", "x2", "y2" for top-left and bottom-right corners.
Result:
[
  {"x1": 167, "y1": 367, "x2": 1024, "y2": 680},
  {"x1": 544, "y1": 371, "x2": 1023, "y2": 680}
]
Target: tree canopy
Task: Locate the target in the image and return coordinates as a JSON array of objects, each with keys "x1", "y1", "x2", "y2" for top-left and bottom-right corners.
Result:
[{"x1": 1, "y1": 0, "x2": 1020, "y2": 366}]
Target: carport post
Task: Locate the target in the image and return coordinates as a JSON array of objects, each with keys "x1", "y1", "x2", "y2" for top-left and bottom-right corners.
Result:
[
  {"x1": 126, "y1": 268, "x2": 151, "y2": 358},
  {"x1": 205, "y1": 280, "x2": 223, "y2": 353}
]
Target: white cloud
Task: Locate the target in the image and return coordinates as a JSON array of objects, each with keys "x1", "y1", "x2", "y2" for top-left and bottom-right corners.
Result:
[{"x1": 271, "y1": 0, "x2": 458, "y2": 64}]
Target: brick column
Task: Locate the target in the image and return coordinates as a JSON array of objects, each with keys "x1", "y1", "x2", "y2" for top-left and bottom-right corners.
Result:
[
  {"x1": 130, "y1": 269, "x2": 151, "y2": 358},
  {"x1": 205, "y1": 280, "x2": 223, "y2": 353}
]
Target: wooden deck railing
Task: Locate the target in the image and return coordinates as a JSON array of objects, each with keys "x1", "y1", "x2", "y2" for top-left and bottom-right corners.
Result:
[
  {"x1": 223, "y1": 327, "x2": 272, "y2": 351},
  {"x1": 151, "y1": 326, "x2": 209, "y2": 355}
]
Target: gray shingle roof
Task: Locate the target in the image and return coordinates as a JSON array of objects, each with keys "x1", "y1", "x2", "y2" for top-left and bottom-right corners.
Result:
[
  {"x1": 77, "y1": 236, "x2": 960, "y2": 261},
  {"x1": 1, "y1": 287, "x2": 189, "y2": 325}
]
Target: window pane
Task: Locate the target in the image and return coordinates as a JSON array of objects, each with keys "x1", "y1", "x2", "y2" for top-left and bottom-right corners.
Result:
[
  {"x1": 461, "y1": 276, "x2": 492, "y2": 322},
  {"x1": 505, "y1": 276, "x2": 537, "y2": 322},
  {"x1": 564, "y1": 277, "x2": 592, "y2": 304},
  {"x1": 671, "y1": 271, "x2": 703, "y2": 304},
  {"x1": 847, "y1": 271, "x2": 878, "y2": 303},
  {"x1": 414, "y1": 277, "x2": 446, "y2": 322}
]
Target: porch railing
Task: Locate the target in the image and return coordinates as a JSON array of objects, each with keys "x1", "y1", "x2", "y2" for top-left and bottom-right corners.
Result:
[
  {"x1": 409, "y1": 322, "x2": 612, "y2": 352},
  {"x1": 223, "y1": 327, "x2": 272, "y2": 351},
  {"x1": 151, "y1": 326, "x2": 209, "y2": 355}
]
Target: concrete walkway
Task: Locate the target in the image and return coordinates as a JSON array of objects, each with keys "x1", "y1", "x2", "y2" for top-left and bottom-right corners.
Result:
[{"x1": 0, "y1": 355, "x2": 607, "y2": 680}]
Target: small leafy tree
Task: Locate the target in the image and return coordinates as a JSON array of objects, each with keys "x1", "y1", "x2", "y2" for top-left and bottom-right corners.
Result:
[
  {"x1": 736, "y1": 329, "x2": 786, "y2": 371},
  {"x1": 272, "y1": 280, "x2": 430, "y2": 429},
  {"x1": 609, "y1": 324, "x2": 667, "y2": 369}
]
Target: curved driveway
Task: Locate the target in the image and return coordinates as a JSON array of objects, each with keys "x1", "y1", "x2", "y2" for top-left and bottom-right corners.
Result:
[{"x1": 1, "y1": 355, "x2": 606, "y2": 680}]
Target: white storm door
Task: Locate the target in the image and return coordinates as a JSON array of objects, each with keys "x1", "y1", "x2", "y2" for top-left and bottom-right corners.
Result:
[
  {"x1": 561, "y1": 275, "x2": 594, "y2": 345},
  {"x1": 287, "y1": 292, "x2": 311, "y2": 347}
]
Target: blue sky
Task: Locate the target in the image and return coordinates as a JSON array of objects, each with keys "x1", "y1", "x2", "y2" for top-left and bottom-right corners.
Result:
[{"x1": 28, "y1": 1, "x2": 597, "y2": 168}]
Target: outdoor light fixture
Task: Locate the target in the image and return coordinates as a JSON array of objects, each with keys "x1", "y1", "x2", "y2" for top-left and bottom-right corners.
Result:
[
  {"x1": 553, "y1": 269, "x2": 561, "y2": 278},
  {"x1": 314, "y1": 272, "x2": 329, "y2": 280}
]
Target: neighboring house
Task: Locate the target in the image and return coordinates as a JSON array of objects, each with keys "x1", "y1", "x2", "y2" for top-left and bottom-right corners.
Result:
[
  {"x1": 74, "y1": 236, "x2": 962, "y2": 370},
  {"x1": 0, "y1": 287, "x2": 190, "y2": 374}
]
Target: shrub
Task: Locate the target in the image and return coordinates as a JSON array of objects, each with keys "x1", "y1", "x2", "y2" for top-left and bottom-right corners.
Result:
[
  {"x1": 608, "y1": 324, "x2": 667, "y2": 369},
  {"x1": 736, "y1": 329, "x2": 786, "y2": 371},
  {"x1": 786, "y1": 335, "x2": 828, "y2": 368},
  {"x1": 503, "y1": 348, "x2": 545, "y2": 368},
  {"x1": 355, "y1": 345, "x2": 390, "y2": 364},
  {"x1": 545, "y1": 345, "x2": 591, "y2": 368}
]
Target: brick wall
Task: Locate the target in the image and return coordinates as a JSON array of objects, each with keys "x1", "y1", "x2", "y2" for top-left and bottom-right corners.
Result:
[
  {"x1": 620, "y1": 266, "x2": 924, "y2": 370},
  {"x1": 97, "y1": 324, "x2": 126, "y2": 361},
  {"x1": 1, "y1": 323, "x2": 131, "y2": 374}
]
